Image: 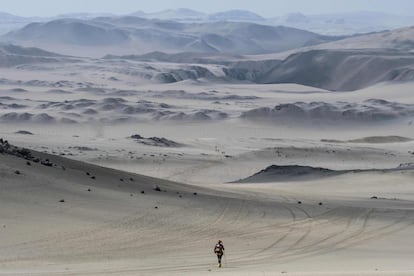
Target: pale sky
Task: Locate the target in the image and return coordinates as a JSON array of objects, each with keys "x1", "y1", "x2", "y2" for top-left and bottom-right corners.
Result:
[{"x1": 2, "y1": 0, "x2": 414, "y2": 17}]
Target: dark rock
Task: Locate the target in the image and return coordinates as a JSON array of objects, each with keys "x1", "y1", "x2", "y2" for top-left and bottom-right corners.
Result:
[
  {"x1": 154, "y1": 185, "x2": 161, "y2": 192},
  {"x1": 130, "y1": 134, "x2": 144, "y2": 139},
  {"x1": 15, "y1": 130, "x2": 34, "y2": 135},
  {"x1": 14, "y1": 170, "x2": 20, "y2": 175},
  {"x1": 41, "y1": 159, "x2": 53, "y2": 167}
]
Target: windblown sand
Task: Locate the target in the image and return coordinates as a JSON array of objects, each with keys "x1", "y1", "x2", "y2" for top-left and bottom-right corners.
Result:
[{"x1": 0, "y1": 68, "x2": 414, "y2": 275}]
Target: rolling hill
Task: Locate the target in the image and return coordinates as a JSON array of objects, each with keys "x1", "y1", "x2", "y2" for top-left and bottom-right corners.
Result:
[{"x1": 2, "y1": 17, "x2": 338, "y2": 56}]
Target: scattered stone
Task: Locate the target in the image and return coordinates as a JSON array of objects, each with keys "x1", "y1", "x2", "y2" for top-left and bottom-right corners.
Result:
[
  {"x1": 141, "y1": 190, "x2": 145, "y2": 194},
  {"x1": 297, "y1": 201, "x2": 302, "y2": 204},
  {"x1": 15, "y1": 130, "x2": 34, "y2": 135},
  {"x1": 130, "y1": 134, "x2": 182, "y2": 147},
  {"x1": 86, "y1": 172, "x2": 90, "y2": 176},
  {"x1": 154, "y1": 206, "x2": 158, "y2": 209},
  {"x1": 120, "y1": 178, "x2": 124, "y2": 182},
  {"x1": 179, "y1": 195, "x2": 182, "y2": 198},
  {"x1": 14, "y1": 170, "x2": 20, "y2": 175},
  {"x1": 41, "y1": 159, "x2": 53, "y2": 167},
  {"x1": 59, "y1": 199, "x2": 65, "y2": 203},
  {"x1": 91, "y1": 176, "x2": 96, "y2": 180},
  {"x1": 70, "y1": 146, "x2": 98, "y2": 151},
  {"x1": 26, "y1": 161, "x2": 31, "y2": 166},
  {"x1": 130, "y1": 194, "x2": 134, "y2": 197},
  {"x1": 154, "y1": 185, "x2": 161, "y2": 192},
  {"x1": 130, "y1": 134, "x2": 144, "y2": 139},
  {"x1": 193, "y1": 192, "x2": 198, "y2": 196},
  {"x1": 318, "y1": 202, "x2": 323, "y2": 206},
  {"x1": 129, "y1": 177, "x2": 134, "y2": 181}
]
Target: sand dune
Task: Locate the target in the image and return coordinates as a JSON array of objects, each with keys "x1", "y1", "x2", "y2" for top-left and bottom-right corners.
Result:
[
  {"x1": 0, "y1": 91, "x2": 234, "y2": 123},
  {"x1": 0, "y1": 15, "x2": 414, "y2": 275},
  {"x1": 235, "y1": 163, "x2": 414, "y2": 183},
  {"x1": 322, "y1": 136, "x2": 413, "y2": 144},
  {"x1": 1, "y1": 136, "x2": 414, "y2": 275},
  {"x1": 0, "y1": 78, "x2": 413, "y2": 275},
  {"x1": 241, "y1": 99, "x2": 414, "y2": 124},
  {"x1": 235, "y1": 165, "x2": 343, "y2": 182}
]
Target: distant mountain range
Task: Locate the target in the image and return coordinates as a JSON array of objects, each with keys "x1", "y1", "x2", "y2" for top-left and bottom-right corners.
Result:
[
  {"x1": 1, "y1": 17, "x2": 338, "y2": 57},
  {"x1": 0, "y1": 43, "x2": 69, "y2": 66},
  {"x1": 0, "y1": 8, "x2": 413, "y2": 92},
  {"x1": 1, "y1": 9, "x2": 414, "y2": 35},
  {"x1": 1, "y1": 37, "x2": 414, "y2": 91},
  {"x1": 270, "y1": 11, "x2": 414, "y2": 35}
]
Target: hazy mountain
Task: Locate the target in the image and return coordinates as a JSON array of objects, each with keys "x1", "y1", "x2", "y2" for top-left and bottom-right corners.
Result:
[
  {"x1": 0, "y1": 11, "x2": 26, "y2": 22},
  {"x1": 0, "y1": 43, "x2": 66, "y2": 67},
  {"x1": 127, "y1": 9, "x2": 264, "y2": 22},
  {"x1": 1, "y1": 8, "x2": 414, "y2": 37},
  {"x1": 0, "y1": 11, "x2": 39, "y2": 35},
  {"x1": 226, "y1": 49, "x2": 414, "y2": 91},
  {"x1": 0, "y1": 43, "x2": 62, "y2": 56},
  {"x1": 2, "y1": 17, "x2": 337, "y2": 56},
  {"x1": 208, "y1": 10, "x2": 265, "y2": 22},
  {"x1": 56, "y1": 12, "x2": 115, "y2": 19},
  {"x1": 138, "y1": 9, "x2": 207, "y2": 21},
  {"x1": 312, "y1": 26, "x2": 414, "y2": 51},
  {"x1": 4, "y1": 19, "x2": 130, "y2": 46},
  {"x1": 271, "y1": 11, "x2": 414, "y2": 35}
]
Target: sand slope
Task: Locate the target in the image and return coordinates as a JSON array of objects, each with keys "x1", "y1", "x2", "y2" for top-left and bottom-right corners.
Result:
[{"x1": 1, "y1": 140, "x2": 414, "y2": 275}]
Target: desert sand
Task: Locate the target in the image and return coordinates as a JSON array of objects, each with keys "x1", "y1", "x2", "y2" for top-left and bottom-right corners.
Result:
[
  {"x1": 1, "y1": 72, "x2": 414, "y2": 275},
  {"x1": 0, "y1": 13, "x2": 414, "y2": 275}
]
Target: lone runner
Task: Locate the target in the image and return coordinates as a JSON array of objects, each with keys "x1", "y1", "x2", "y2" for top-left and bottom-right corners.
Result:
[{"x1": 213, "y1": 240, "x2": 225, "y2": 267}]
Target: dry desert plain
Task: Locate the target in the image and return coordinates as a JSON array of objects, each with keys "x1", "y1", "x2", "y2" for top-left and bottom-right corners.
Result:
[{"x1": 0, "y1": 61, "x2": 414, "y2": 275}]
